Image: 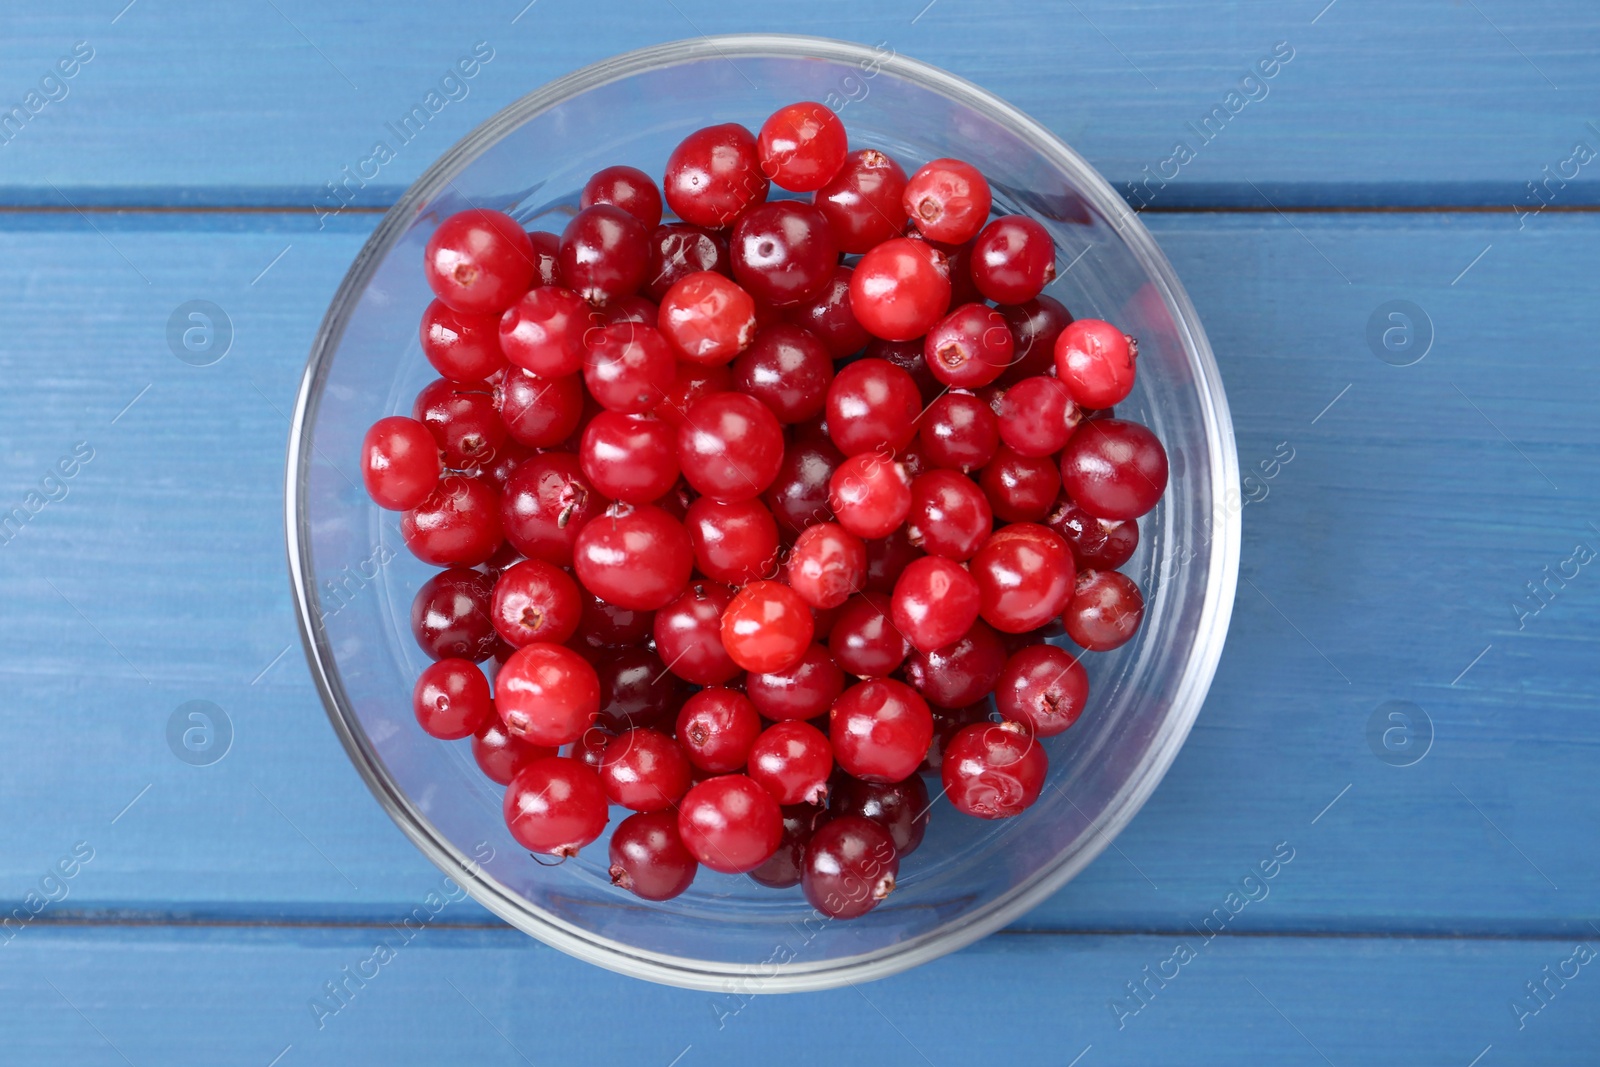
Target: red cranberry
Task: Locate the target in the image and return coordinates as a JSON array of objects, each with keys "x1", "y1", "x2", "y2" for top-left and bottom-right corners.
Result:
[
  {"x1": 750, "y1": 804, "x2": 825, "y2": 889},
  {"x1": 918, "y1": 392, "x2": 999, "y2": 472},
  {"x1": 412, "y1": 379, "x2": 506, "y2": 469},
  {"x1": 504, "y1": 756, "x2": 608, "y2": 856},
  {"x1": 490, "y1": 558, "x2": 581, "y2": 647},
  {"x1": 830, "y1": 678, "x2": 932, "y2": 784},
  {"x1": 802, "y1": 815, "x2": 899, "y2": 919},
  {"x1": 745, "y1": 643, "x2": 845, "y2": 722},
  {"x1": 495, "y1": 642, "x2": 600, "y2": 746},
  {"x1": 851, "y1": 237, "x2": 951, "y2": 342},
  {"x1": 658, "y1": 271, "x2": 758, "y2": 365},
  {"x1": 813, "y1": 148, "x2": 908, "y2": 253},
  {"x1": 577, "y1": 411, "x2": 679, "y2": 504},
  {"x1": 786, "y1": 522, "x2": 867, "y2": 609},
  {"x1": 498, "y1": 369, "x2": 585, "y2": 448},
  {"x1": 581, "y1": 165, "x2": 664, "y2": 230},
  {"x1": 663, "y1": 123, "x2": 769, "y2": 228},
  {"x1": 1060, "y1": 418, "x2": 1168, "y2": 520},
  {"x1": 653, "y1": 580, "x2": 741, "y2": 686},
  {"x1": 402, "y1": 476, "x2": 503, "y2": 566},
  {"x1": 572, "y1": 502, "x2": 692, "y2": 611},
  {"x1": 891, "y1": 556, "x2": 982, "y2": 653},
  {"x1": 681, "y1": 497, "x2": 777, "y2": 585},
  {"x1": 903, "y1": 159, "x2": 991, "y2": 244},
  {"x1": 764, "y1": 438, "x2": 841, "y2": 535},
  {"x1": 676, "y1": 688, "x2": 761, "y2": 773},
  {"x1": 677, "y1": 392, "x2": 785, "y2": 503},
  {"x1": 905, "y1": 470, "x2": 992, "y2": 560},
  {"x1": 424, "y1": 209, "x2": 536, "y2": 315},
  {"x1": 472, "y1": 718, "x2": 556, "y2": 785},
  {"x1": 645, "y1": 223, "x2": 731, "y2": 302},
  {"x1": 609, "y1": 810, "x2": 698, "y2": 900},
  {"x1": 412, "y1": 658, "x2": 494, "y2": 739},
  {"x1": 980, "y1": 445, "x2": 1060, "y2": 523},
  {"x1": 500, "y1": 452, "x2": 602, "y2": 566},
  {"x1": 569, "y1": 725, "x2": 613, "y2": 772},
  {"x1": 758, "y1": 101, "x2": 848, "y2": 191},
  {"x1": 828, "y1": 452, "x2": 912, "y2": 539},
  {"x1": 1055, "y1": 319, "x2": 1138, "y2": 409},
  {"x1": 783, "y1": 266, "x2": 870, "y2": 359},
  {"x1": 677, "y1": 774, "x2": 783, "y2": 874},
  {"x1": 526, "y1": 230, "x2": 561, "y2": 287},
  {"x1": 599, "y1": 728, "x2": 692, "y2": 812},
  {"x1": 721, "y1": 580, "x2": 815, "y2": 674},
  {"x1": 969, "y1": 523, "x2": 1076, "y2": 633},
  {"x1": 421, "y1": 300, "x2": 506, "y2": 382},
  {"x1": 594, "y1": 646, "x2": 685, "y2": 732},
  {"x1": 498, "y1": 286, "x2": 590, "y2": 378},
  {"x1": 730, "y1": 201, "x2": 838, "y2": 308},
  {"x1": 996, "y1": 644, "x2": 1087, "y2": 737},
  {"x1": 828, "y1": 593, "x2": 910, "y2": 679},
  {"x1": 903, "y1": 618, "x2": 1007, "y2": 708},
  {"x1": 1046, "y1": 495, "x2": 1139, "y2": 570},
  {"x1": 943, "y1": 720, "x2": 1046, "y2": 819},
  {"x1": 573, "y1": 588, "x2": 653, "y2": 651},
  {"x1": 830, "y1": 774, "x2": 930, "y2": 856},
  {"x1": 1064, "y1": 569, "x2": 1145, "y2": 651},
  {"x1": 559, "y1": 204, "x2": 649, "y2": 305},
  {"x1": 362, "y1": 415, "x2": 440, "y2": 510},
  {"x1": 410, "y1": 567, "x2": 496, "y2": 661},
  {"x1": 862, "y1": 527, "x2": 924, "y2": 594},
  {"x1": 582, "y1": 322, "x2": 675, "y2": 414},
  {"x1": 971, "y1": 215, "x2": 1056, "y2": 304},
  {"x1": 732, "y1": 324, "x2": 834, "y2": 424},
  {"x1": 998, "y1": 294, "x2": 1074, "y2": 386},
  {"x1": 749, "y1": 720, "x2": 833, "y2": 805},
  {"x1": 997, "y1": 375, "x2": 1080, "y2": 459},
  {"x1": 925, "y1": 303, "x2": 1013, "y2": 389},
  {"x1": 825, "y1": 358, "x2": 922, "y2": 457},
  {"x1": 654, "y1": 362, "x2": 732, "y2": 430}
]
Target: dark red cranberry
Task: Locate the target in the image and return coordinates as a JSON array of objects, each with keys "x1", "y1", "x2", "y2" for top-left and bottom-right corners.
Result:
[
  {"x1": 905, "y1": 469, "x2": 993, "y2": 560},
  {"x1": 424, "y1": 209, "x2": 536, "y2": 315},
  {"x1": 645, "y1": 223, "x2": 731, "y2": 302},
  {"x1": 813, "y1": 148, "x2": 908, "y2": 253},
  {"x1": 1055, "y1": 319, "x2": 1137, "y2": 409},
  {"x1": 922, "y1": 701, "x2": 993, "y2": 775},
  {"x1": 830, "y1": 774, "x2": 930, "y2": 856},
  {"x1": 663, "y1": 123, "x2": 769, "y2": 228},
  {"x1": 472, "y1": 718, "x2": 556, "y2": 785},
  {"x1": 745, "y1": 643, "x2": 845, "y2": 722},
  {"x1": 942, "y1": 720, "x2": 1047, "y2": 819},
  {"x1": 825, "y1": 358, "x2": 922, "y2": 457},
  {"x1": 573, "y1": 588, "x2": 653, "y2": 651},
  {"x1": 653, "y1": 580, "x2": 741, "y2": 686},
  {"x1": 500, "y1": 451, "x2": 603, "y2": 566},
  {"x1": 581, "y1": 165, "x2": 664, "y2": 230},
  {"x1": 410, "y1": 567, "x2": 496, "y2": 661},
  {"x1": 494, "y1": 642, "x2": 601, "y2": 746},
  {"x1": 1060, "y1": 418, "x2": 1168, "y2": 520},
  {"x1": 758, "y1": 101, "x2": 848, "y2": 191},
  {"x1": 971, "y1": 215, "x2": 1056, "y2": 304},
  {"x1": 578, "y1": 411, "x2": 679, "y2": 504},
  {"x1": 497, "y1": 368, "x2": 585, "y2": 448},
  {"x1": 569, "y1": 724, "x2": 613, "y2": 772},
  {"x1": 828, "y1": 593, "x2": 909, "y2": 679},
  {"x1": 783, "y1": 266, "x2": 870, "y2": 359},
  {"x1": 421, "y1": 300, "x2": 506, "y2": 382},
  {"x1": 572, "y1": 502, "x2": 693, "y2": 611},
  {"x1": 998, "y1": 294, "x2": 1074, "y2": 386},
  {"x1": 682, "y1": 496, "x2": 779, "y2": 586},
  {"x1": 731, "y1": 201, "x2": 838, "y2": 307},
  {"x1": 413, "y1": 658, "x2": 494, "y2": 739},
  {"x1": 969, "y1": 523, "x2": 1076, "y2": 633},
  {"x1": 401, "y1": 476, "x2": 503, "y2": 566},
  {"x1": 599, "y1": 728, "x2": 692, "y2": 812},
  {"x1": 925, "y1": 303, "x2": 1013, "y2": 389},
  {"x1": 490, "y1": 558, "x2": 582, "y2": 647},
  {"x1": 802, "y1": 814, "x2": 899, "y2": 918},
  {"x1": 828, "y1": 452, "x2": 913, "y2": 539},
  {"x1": 750, "y1": 804, "x2": 825, "y2": 889},
  {"x1": 763, "y1": 438, "x2": 842, "y2": 535},
  {"x1": 658, "y1": 271, "x2": 758, "y2": 366},
  {"x1": 1063, "y1": 569, "x2": 1145, "y2": 651},
  {"x1": 362, "y1": 415, "x2": 440, "y2": 510},
  {"x1": 979, "y1": 445, "x2": 1060, "y2": 523},
  {"x1": 830, "y1": 678, "x2": 932, "y2": 784},
  {"x1": 721, "y1": 580, "x2": 815, "y2": 674},
  {"x1": 919, "y1": 392, "x2": 999, "y2": 473},
  {"x1": 593, "y1": 646, "x2": 686, "y2": 732},
  {"x1": 559, "y1": 204, "x2": 649, "y2": 305},
  {"x1": 786, "y1": 522, "x2": 867, "y2": 609},
  {"x1": 998, "y1": 376, "x2": 1080, "y2": 458},
  {"x1": 903, "y1": 158, "x2": 991, "y2": 245},
  {"x1": 412, "y1": 378, "x2": 507, "y2": 469},
  {"x1": 677, "y1": 774, "x2": 783, "y2": 874},
  {"x1": 609, "y1": 810, "x2": 698, "y2": 900},
  {"x1": 676, "y1": 688, "x2": 761, "y2": 773},
  {"x1": 891, "y1": 556, "x2": 982, "y2": 653},
  {"x1": 732, "y1": 324, "x2": 834, "y2": 424},
  {"x1": 526, "y1": 230, "x2": 562, "y2": 288},
  {"x1": 748, "y1": 720, "x2": 833, "y2": 805},
  {"x1": 866, "y1": 336, "x2": 941, "y2": 402},
  {"x1": 677, "y1": 392, "x2": 785, "y2": 503},
  {"x1": 582, "y1": 322, "x2": 675, "y2": 414},
  {"x1": 851, "y1": 237, "x2": 951, "y2": 341},
  {"x1": 996, "y1": 644, "x2": 1087, "y2": 737},
  {"x1": 504, "y1": 756, "x2": 608, "y2": 856},
  {"x1": 862, "y1": 527, "x2": 924, "y2": 594},
  {"x1": 903, "y1": 619, "x2": 1007, "y2": 708},
  {"x1": 1046, "y1": 495, "x2": 1139, "y2": 570},
  {"x1": 599, "y1": 294, "x2": 658, "y2": 328},
  {"x1": 499, "y1": 286, "x2": 590, "y2": 378}
]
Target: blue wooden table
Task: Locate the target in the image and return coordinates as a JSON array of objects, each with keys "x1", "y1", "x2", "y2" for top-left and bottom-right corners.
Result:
[{"x1": 4, "y1": 2, "x2": 1597, "y2": 1063}]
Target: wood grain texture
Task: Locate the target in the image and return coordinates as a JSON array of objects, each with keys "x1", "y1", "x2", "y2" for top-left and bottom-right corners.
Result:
[{"x1": 0, "y1": 1, "x2": 1597, "y2": 207}]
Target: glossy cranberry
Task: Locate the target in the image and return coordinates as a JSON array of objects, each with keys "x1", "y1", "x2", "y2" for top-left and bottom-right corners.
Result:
[
  {"x1": 783, "y1": 266, "x2": 870, "y2": 359},
  {"x1": 654, "y1": 362, "x2": 732, "y2": 430},
  {"x1": 573, "y1": 588, "x2": 653, "y2": 651},
  {"x1": 922, "y1": 701, "x2": 992, "y2": 774},
  {"x1": 573, "y1": 502, "x2": 692, "y2": 611},
  {"x1": 495, "y1": 369, "x2": 582, "y2": 448},
  {"x1": 424, "y1": 209, "x2": 536, "y2": 315},
  {"x1": 756, "y1": 101, "x2": 848, "y2": 191},
  {"x1": 496, "y1": 286, "x2": 586, "y2": 378},
  {"x1": 745, "y1": 643, "x2": 846, "y2": 722},
  {"x1": 499, "y1": 452, "x2": 602, "y2": 566},
  {"x1": 729, "y1": 201, "x2": 838, "y2": 308},
  {"x1": 526, "y1": 230, "x2": 562, "y2": 287},
  {"x1": 504, "y1": 756, "x2": 608, "y2": 856},
  {"x1": 970, "y1": 523, "x2": 1076, "y2": 633},
  {"x1": 980, "y1": 445, "x2": 1060, "y2": 523},
  {"x1": 677, "y1": 392, "x2": 785, "y2": 503},
  {"x1": 763, "y1": 438, "x2": 841, "y2": 535},
  {"x1": 490, "y1": 558, "x2": 582, "y2": 647},
  {"x1": 830, "y1": 678, "x2": 932, "y2": 784},
  {"x1": 851, "y1": 237, "x2": 951, "y2": 342},
  {"x1": 598, "y1": 294, "x2": 658, "y2": 328},
  {"x1": 582, "y1": 322, "x2": 675, "y2": 414},
  {"x1": 609, "y1": 810, "x2": 698, "y2": 900},
  {"x1": 828, "y1": 452, "x2": 912, "y2": 540},
  {"x1": 925, "y1": 303, "x2": 1013, "y2": 389},
  {"x1": 569, "y1": 724, "x2": 613, "y2": 772},
  {"x1": 942, "y1": 720, "x2": 1047, "y2": 819},
  {"x1": 1046, "y1": 495, "x2": 1139, "y2": 570},
  {"x1": 749, "y1": 804, "x2": 825, "y2": 889},
  {"x1": 998, "y1": 375, "x2": 1080, "y2": 458},
  {"x1": 410, "y1": 567, "x2": 495, "y2": 661},
  {"x1": 494, "y1": 642, "x2": 600, "y2": 746},
  {"x1": 402, "y1": 476, "x2": 503, "y2": 566},
  {"x1": 362, "y1": 415, "x2": 440, "y2": 510},
  {"x1": 748, "y1": 720, "x2": 833, "y2": 805},
  {"x1": 861, "y1": 527, "x2": 924, "y2": 594},
  {"x1": 801, "y1": 815, "x2": 899, "y2": 918},
  {"x1": 830, "y1": 774, "x2": 930, "y2": 856},
  {"x1": 1064, "y1": 569, "x2": 1145, "y2": 651},
  {"x1": 829, "y1": 592, "x2": 906, "y2": 677},
  {"x1": 472, "y1": 718, "x2": 556, "y2": 785},
  {"x1": 412, "y1": 379, "x2": 506, "y2": 469},
  {"x1": 593, "y1": 646, "x2": 685, "y2": 731},
  {"x1": 644, "y1": 224, "x2": 731, "y2": 302},
  {"x1": 905, "y1": 470, "x2": 992, "y2": 560},
  {"x1": 420, "y1": 300, "x2": 506, "y2": 382},
  {"x1": 598, "y1": 728, "x2": 692, "y2": 812},
  {"x1": 720, "y1": 580, "x2": 814, "y2": 674},
  {"x1": 903, "y1": 618, "x2": 1007, "y2": 708},
  {"x1": 581, "y1": 165, "x2": 664, "y2": 230},
  {"x1": 998, "y1": 294, "x2": 1074, "y2": 386},
  {"x1": 971, "y1": 215, "x2": 1056, "y2": 304},
  {"x1": 676, "y1": 688, "x2": 761, "y2": 773},
  {"x1": 664, "y1": 123, "x2": 769, "y2": 228},
  {"x1": 813, "y1": 148, "x2": 908, "y2": 253},
  {"x1": 786, "y1": 523, "x2": 867, "y2": 609},
  {"x1": 577, "y1": 412, "x2": 679, "y2": 504},
  {"x1": 412, "y1": 658, "x2": 494, "y2": 739},
  {"x1": 903, "y1": 158, "x2": 991, "y2": 245},
  {"x1": 558, "y1": 204, "x2": 649, "y2": 305},
  {"x1": 652, "y1": 274, "x2": 753, "y2": 369},
  {"x1": 996, "y1": 644, "x2": 1087, "y2": 737},
  {"x1": 864, "y1": 337, "x2": 937, "y2": 400},
  {"x1": 677, "y1": 774, "x2": 783, "y2": 874},
  {"x1": 1060, "y1": 418, "x2": 1168, "y2": 520},
  {"x1": 732, "y1": 324, "x2": 834, "y2": 424},
  {"x1": 825, "y1": 358, "x2": 921, "y2": 457},
  {"x1": 652, "y1": 580, "x2": 741, "y2": 686},
  {"x1": 918, "y1": 392, "x2": 999, "y2": 473},
  {"x1": 1055, "y1": 319, "x2": 1138, "y2": 409},
  {"x1": 891, "y1": 556, "x2": 982, "y2": 653},
  {"x1": 684, "y1": 497, "x2": 780, "y2": 585}
]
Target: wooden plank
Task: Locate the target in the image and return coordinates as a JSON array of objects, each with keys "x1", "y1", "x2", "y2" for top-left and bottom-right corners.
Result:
[
  {"x1": 0, "y1": 211, "x2": 1595, "y2": 935},
  {"x1": 1, "y1": 1, "x2": 1597, "y2": 207},
  {"x1": 2, "y1": 924, "x2": 1594, "y2": 1065}
]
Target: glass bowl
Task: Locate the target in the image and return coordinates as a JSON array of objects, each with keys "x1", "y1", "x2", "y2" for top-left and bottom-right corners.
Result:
[{"x1": 286, "y1": 34, "x2": 1239, "y2": 993}]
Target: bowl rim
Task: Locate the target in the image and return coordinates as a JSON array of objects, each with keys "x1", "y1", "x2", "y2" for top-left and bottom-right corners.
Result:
[{"x1": 285, "y1": 31, "x2": 1241, "y2": 993}]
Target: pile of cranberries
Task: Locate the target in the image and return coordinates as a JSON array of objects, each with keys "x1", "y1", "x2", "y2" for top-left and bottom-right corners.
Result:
[{"x1": 359, "y1": 101, "x2": 1166, "y2": 920}]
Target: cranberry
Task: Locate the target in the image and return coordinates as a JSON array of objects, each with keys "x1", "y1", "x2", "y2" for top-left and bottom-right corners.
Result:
[
  {"x1": 903, "y1": 618, "x2": 1007, "y2": 708},
  {"x1": 730, "y1": 201, "x2": 838, "y2": 307},
  {"x1": 402, "y1": 476, "x2": 503, "y2": 566},
  {"x1": 599, "y1": 294, "x2": 659, "y2": 328},
  {"x1": 971, "y1": 215, "x2": 1056, "y2": 304},
  {"x1": 802, "y1": 814, "x2": 899, "y2": 919},
  {"x1": 998, "y1": 294, "x2": 1074, "y2": 386},
  {"x1": 750, "y1": 804, "x2": 825, "y2": 889},
  {"x1": 969, "y1": 523, "x2": 1076, "y2": 633},
  {"x1": 410, "y1": 567, "x2": 496, "y2": 661},
  {"x1": 1064, "y1": 569, "x2": 1145, "y2": 651},
  {"x1": 850, "y1": 237, "x2": 951, "y2": 342},
  {"x1": 732, "y1": 324, "x2": 834, "y2": 424},
  {"x1": 573, "y1": 588, "x2": 654, "y2": 651},
  {"x1": 922, "y1": 701, "x2": 992, "y2": 775},
  {"x1": 783, "y1": 266, "x2": 870, "y2": 359},
  {"x1": 362, "y1": 416, "x2": 440, "y2": 510},
  {"x1": 925, "y1": 234, "x2": 984, "y2": 308},
  {"x1": 925, "y1": 303, "x2": 1013, "y2": 389},
  {"x1": 609, "y1": 810, "x2": 698, "y2": 900},
  {"x1": 599, "y1": 728, "x2": 692, "y2": 812},
  {"x1": 862, "y1": 527, "x2": 925, "y2": 594},
  {"x1": 525, "y1": 230, "x2": 562, "y2": 285},
  {"x1": 558, "y1": 204, "x2": 649, "y2": 305},
  {"x1": 504, "y1": 756, "x2": 608, "y2": 856},
  {"x1": 657, "y1": 271, "x2": 758, "y2": 366},
  {"x1": 412, "y1": 658, "x2": 494, "y2": 739},
  {"x1": 748, "y1": 720, "x2": 833, "y2": 805},
  {"x1": 1055, "y1": 319, "x2": 1137, "y2": 409},
  {"x1": 758, "y1": 101, "x2": 848, "y2": 191},
  {"x1": 577, "y1": 411, "x2": 679, "y2": 504},
  {"x1": 828, "y1": 593, "x2": 909, "y2": 678},
  {"x1": 830, "y1": 774, "x2": 930, "y2": 856},
  {"x1": 676, "y1": 774, "x2": 783, "y2": 874},
  {"x1": 498, "y1": 286, "x2": 589, "y2": 378},
  {"x1": 581, "y1": 165, "x2": 664, "y2": 230},
  {"x1": 903, "y1": 158, "x2": 992, "y2": 245},
  {"x1": 680, "y1": 497, "x2": 774, "y2": 585},
  {"x1": 998, "y1": 375, "x2": 1080, "y2": 458},
  {"x1": 490, "y1": 558, "x2": 582, "y2": 647},
  {"x1": 1060, "y1": 418, "x2": 1168, "y2": 520},
  {"x1": 654, "y1": 361, "x2": 732, "y2": 430},
  {"x1": 677, "y1": 392, "x2": 785, "y2": 503},
  {"x1": 645, "y1": 223, "x2": 731, "y2": 302},
  {"x1": 582, "y1": 322, "x2": 675, "y2": 414},
  {"x1": 494, "y1": 642, "x2": 600, "y2": 746},
  {"x1": 420, "y1": 300, "x2": 507, "y2": 382},
  {"x1": 472, "y1": 718, "x2": 556, "y2": 785},
  {"x1": 979, "y1": 445, "x2": 1060, "y2": 523},
  {"x1": 867, "y1": 337, "x2": 941, "y2": 402},
  {"x1": 497, "y1": 369, "x2": 585, "y2": 448},
  {"x1": 813, "y1": 148, "x2": 908, "y2": 253},
  {"x1": 572, "y1": 502, "x2": 693, "y2": 611},
  {"x1": 825, "y1": 358, "x2": 922, "y2": 457},
  {"x1": 891, "y1": 556, "x2": 982, "y2": 653},
  {"x1": 663, "y1": 123, "x2": 769, "y2": 229},
  {"x1": 764, "y1": 438, "x2": 842, "y2": 535},
  {"x1": 653, "y1": 580, "x2": 741, "y2": 686},
  {"x1": 424, "y1": 209, "x2": 536, "y2": 315},
  {"x1": 720, "y1": 580, "x2": 815, "y2": 674},
  {"x1": 676, "y1": 688, "x2": 761, "y2": 773},
  {"x1": 500, "y1": 452, "x2": 603, "y2": 566},
  {"x1": 919, "y1": 392, "x2": 999, "y2": 473},
  {"x1": 1046, "y1": 494, "x2": 1139, "y2": 570},
  {"x1": 412, "y1": 379, "x2": 507, "y2": 469},
  {"x1": 594, "y1": 646, "x2": 685, "y2": 732},
  {"x1": 905, "y1": 470, "x2": 992, "y2": 560},
  {"x1": 569, "y1": 724, "x2": 614, "y2": 772},
  {"x1": 830, "y1": 678, "x2": 933, "y2": 784},
  {"x1": 828, "y1": 452, "x2": 912, "y2": 539},
  {"x1": 745, "y1": 643, "x2": 846, "y2": 722},
  {"x1": 996, "y1": 644, "x2": 1087, "y2": 737},
  {"x1": 942, "y1": 720, "x2": 1047, "y2": 819},
  {"x1": 786, "y1": 522, "x2": 867, "y2": 609}
]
